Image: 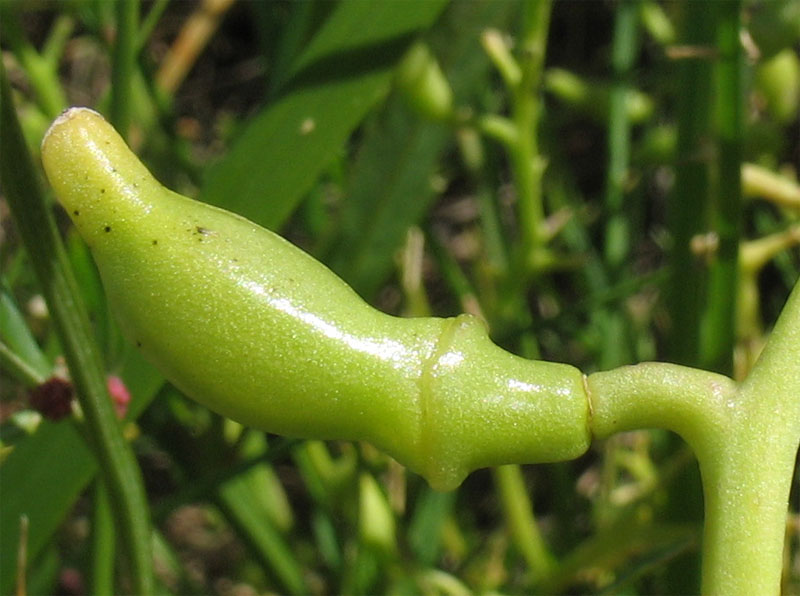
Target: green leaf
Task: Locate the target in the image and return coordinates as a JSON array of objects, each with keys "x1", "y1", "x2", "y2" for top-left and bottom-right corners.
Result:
[
  {"x1": 324, "y1": 1, "x2": 513, "y2": 298},
  {"x1": 0, "y1": 350, "x2": 163, "y2": 595},
  {"x1": 0, "y1": 421, "x2": 94, "y2": 594},
  {"x1": 199, "y1": 0, "x2": 449, "y2": 230},
  {"x1": 326, "y1": 97, "x2": 450, "y2": 297},
  {"x1": 217, "y1": 479, "x2": 307, "y2": 595},
  {"x1": 0, "y1": 285, "x2": 50, "y2": 378},
  {"x1": 408, "y1": 487, "x2": 455, "y2": 566}
]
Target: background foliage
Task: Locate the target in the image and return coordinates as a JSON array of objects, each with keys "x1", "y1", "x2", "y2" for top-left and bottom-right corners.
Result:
[{"x1": 1, "y1": 1, "x2": 798, "y2": 594}]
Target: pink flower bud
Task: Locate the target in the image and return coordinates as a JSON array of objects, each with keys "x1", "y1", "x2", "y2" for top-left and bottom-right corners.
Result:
[{"x1": 106, "y1": 375, "x2": 131, "y2": 419}]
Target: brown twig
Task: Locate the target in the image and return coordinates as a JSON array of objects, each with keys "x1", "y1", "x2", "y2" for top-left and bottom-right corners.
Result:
[{"x1": 155, "y1": 0, "x2": 237, "y2": 95}]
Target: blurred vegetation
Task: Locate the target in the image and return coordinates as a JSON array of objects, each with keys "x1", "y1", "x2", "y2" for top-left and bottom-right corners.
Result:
[{"x1": 1, "y1": 1, "x2": 798, "y2": 594}]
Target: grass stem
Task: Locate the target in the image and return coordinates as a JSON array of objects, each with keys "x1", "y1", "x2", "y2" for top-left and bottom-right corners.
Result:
[
  {"x1": 700, "y1": 0, "x2": 744, "y2": 375},
  {"x1": 111, "y1": 0, "x2": 139, "y2": 138},
  {"x1": 492, "y1": 465, "x2": 555, "y2": 584},
  {"x1": 667, "y1": 1, "x2": 715, "y2": 366},
  {"x1": 89, "y1": 481, "x2": 115, "y2": 595},
  {"x1": 0, "y1": 61, "x2": 154, "y2": 595}
]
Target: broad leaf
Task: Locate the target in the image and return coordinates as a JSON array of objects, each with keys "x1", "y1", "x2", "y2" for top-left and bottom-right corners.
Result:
[{"x1": 200, "y1": 0, "x2": 449, "y2": 230}]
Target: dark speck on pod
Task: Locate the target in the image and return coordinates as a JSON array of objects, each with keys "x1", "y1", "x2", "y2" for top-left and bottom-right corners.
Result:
[
  {"x1": 152, "y1": 240, "x2": 158, "y2": 245},
  {"x1": 101, "y1": 189, "x2": 105, "y2": 193},
  {"x1": 104, "y1": 226, "x2": 111, "y2": 232},
  {"x1": 73, "y1": 210, "x2": 80, "y2": 216}
]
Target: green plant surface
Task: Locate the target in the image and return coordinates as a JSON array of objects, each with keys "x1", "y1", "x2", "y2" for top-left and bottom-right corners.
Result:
[
  {"x1": 2, "y1": 2, "x2": 798, "y2": 594},
  {"x1": 589, "y1": 282, "x2": 800, "y2": 594},
  {"x1": 42, "y1": 106, "x2": 800, "y2": 595}
]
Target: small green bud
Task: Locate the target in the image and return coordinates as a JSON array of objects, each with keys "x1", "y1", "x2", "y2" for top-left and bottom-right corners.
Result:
[
  {"x1": 481, "y1": 29, "x2": 522, "y2": 88},
  {"x1": 638, "y1": 0, "x2": 676, "y2": 45},
  {"x1": 755, "y1": 49, "x2": 800, "y2": 124},
  {"x1": 358, "y1": 473, "x2": 396, "y2": 554},
  {"x1": 395, "y1": 42, "x2": 454, "y2": 123}
]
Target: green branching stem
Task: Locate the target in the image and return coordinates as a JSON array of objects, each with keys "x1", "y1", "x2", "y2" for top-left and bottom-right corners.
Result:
[
  {"x1": 603, "y1": 0, "x2": 638, "y2": 273},
  {"x1": 596, "y1": 0, "x2": 640, "y2": 371},
  {"x1": 701, "y1": 281, "x2": 800, "y2": 595},
  {"x1": 588, "y1": 281, "x2": 800, "y2": 595},
  {"x1": 0, "y1": 65, "x2": 154, "y2": 594},
  {"x1": 510, "y1": 0, "x2": 552, "y2": 271}
]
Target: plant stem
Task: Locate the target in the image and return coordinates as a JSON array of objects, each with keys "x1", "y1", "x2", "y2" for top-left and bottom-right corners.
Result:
[
  {"x1": 700, "y1": 0, "x2": 744, "y2": 375},
  {"x1": 510, "y1": 0, "x2": 552, "y2": 272},
  {"x1": 492, "y1": 465, "x2": 555, "y2": 583},
  {"x1": 701, "y1": 281, "x2": 800, "y2": 595},
  {"x1": 596, "y1": 0, "x2": 640, "y2": 370},
  {"x1": 587, "y1": 277, "x2": 800, "y2": 596},
  {"x1": 0, "y1": 63, "x2": 154, "y2": 594},
  {"x1": 667, "y1": 1, "x2": 715, "y2": 366},
  {"x1": 742, "y1": 162, "x2": 800, "y2": 209},
  {"x1": 154, "y1": 0, "x2": 237, "y2": 95},
  {"x1": 137, "y1": 0, "x2": 170, "y2": 51},
  {"x1": 0, "y1": 9, "x2": 67, "y2": 118},
  {"x1": 603, "y1": 0, "x2": 637, "y2": 273},
  {"x1": 41, "y1": 15, "x2": 75, "y2": 66},
  {"x1": 89, "y1": 481, "x2": 115, "y2": 596},
  {"x1": 588, "y1": 363, "x2": 734, "y2": 466},
  {"x1": 471, "y1": 19, "x2": 562, "y2": 565},
  {"x1": 110, "y1": 0, "x2": 139, "y2": 138}
]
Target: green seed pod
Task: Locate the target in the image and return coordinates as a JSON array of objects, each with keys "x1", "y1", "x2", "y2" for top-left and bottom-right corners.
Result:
[{"x1": 41, "y1": 108, "x2": 590, "y2": 490}]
